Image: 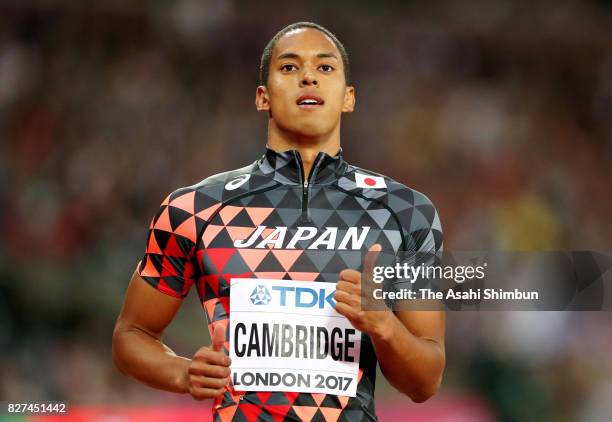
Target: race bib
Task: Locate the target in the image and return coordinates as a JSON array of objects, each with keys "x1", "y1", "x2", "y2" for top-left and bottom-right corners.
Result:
[{"x1": 229, "y1": 278, "x2": 361, "y2": 397}]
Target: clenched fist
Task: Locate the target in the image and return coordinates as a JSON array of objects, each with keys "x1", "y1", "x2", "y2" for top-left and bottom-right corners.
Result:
[
  {"x1": 186, "y1": 323, "x2": 231, "y2": 400},
  {"x1": 334, "y1": 244, "x2": 394, "y2": 339}
]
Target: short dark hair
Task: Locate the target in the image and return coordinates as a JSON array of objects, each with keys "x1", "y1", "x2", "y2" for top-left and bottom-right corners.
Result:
[{"x1": 258, "y1": 22, "x2": 350, "y2": 86}]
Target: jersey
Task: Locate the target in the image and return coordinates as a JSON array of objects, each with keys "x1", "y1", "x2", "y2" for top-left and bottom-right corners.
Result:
[{"x1": 137, "y1": 147, "x2": 443, "y2": 422}]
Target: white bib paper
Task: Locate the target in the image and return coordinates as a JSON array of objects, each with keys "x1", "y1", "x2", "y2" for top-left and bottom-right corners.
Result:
[{"x1": 229, "y1": 278, "x2": 361, "y2": 397}]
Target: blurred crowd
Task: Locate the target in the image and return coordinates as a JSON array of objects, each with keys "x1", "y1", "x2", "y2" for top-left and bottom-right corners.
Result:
[{"x1": 0, "y1": 1, "x2": 610, "y2": 421}]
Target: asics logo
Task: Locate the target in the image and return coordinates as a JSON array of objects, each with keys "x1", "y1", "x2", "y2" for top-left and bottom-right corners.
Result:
[{"x1": 225, "y1": 174, "x2": 250, "y2": 190}]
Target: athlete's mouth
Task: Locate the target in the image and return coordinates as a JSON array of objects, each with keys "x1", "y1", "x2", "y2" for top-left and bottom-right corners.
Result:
[{"x1": 296, "y1": 94, "x2": 324, "y2": 108}]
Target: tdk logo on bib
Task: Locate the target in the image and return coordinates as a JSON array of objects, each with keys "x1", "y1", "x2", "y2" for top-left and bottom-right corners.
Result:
[
  {"x1": 273, "y1": 286, "x2": 335, "y2": 309},
  {"x1": 249, "y1": 284, "x2": 336, "y2": 309},
  {"x1": 250, "y1": 285, "x2": 272, "y2": 305}
]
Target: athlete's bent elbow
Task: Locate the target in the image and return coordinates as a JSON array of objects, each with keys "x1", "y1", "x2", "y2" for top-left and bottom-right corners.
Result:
[
  {"x1": 409, "y1": 372, "x2": 443, "y2": 403},
  {"x1": 410, "y1": 392, "x2": 433, "y2": 404},
  {"x1": 409, "y1": 384, "x2": 438, "y2": 403},
  {"x1": 111, "y1": 325, "x2": 130, "y2": 376},
  {"x1": 408, "y1": 382, "x2": 439, "y2": 403}
]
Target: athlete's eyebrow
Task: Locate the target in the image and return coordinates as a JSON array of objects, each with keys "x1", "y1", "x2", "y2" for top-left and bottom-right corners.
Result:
[
  {"x1": 276, "y1": 52, "x2": 339, "y2": 61},
  {"x1": 316, "y1": 52, "x2": 338, "y2": 60}
]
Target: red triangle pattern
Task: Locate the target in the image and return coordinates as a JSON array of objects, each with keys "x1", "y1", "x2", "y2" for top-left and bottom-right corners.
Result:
[
  {"x1": 238, "y1": 249, "x2": 270, "y2": 272},
  {"x1": 147, "y1": 233, "x2": 163, "y2": 255},
  {"x1": 168, "y1": 190, "x2": 195, "y2": 214},
  {"x1": 284, "y1": 392, "x2": 299, "y2": 405},
  {"x1": 254, "y1": 272, "x2": 287, "y2": 280},
  {"x1": 238, "y1": 403, "x2": 263, "y2": 422},
  {"x1": 256, "y1": 391, "x2": 272, "y2": 404},
  {"x1": 293, "y1": 405, "x2": 318, "y2": 422},
  {"x1": 219, "y1": 205, "x2": 243, "y2": 225},
  {"x1": 311, "y1": 393, "x2": 326, "y2": 407},
  {"x1": 216, "y1": 404, "x2": 238, "y2": 421},
  {"x1": 320, "y1": 407, "x2": 342, "y2": 421},
  {"x1": 156, "y1": 277, "x2": 181, "y2": 298},
  {"x1": 160, "y1": 258, "x2": 178, "y2": 277},
  {"x1": 140, "y1": 257, "x2": 160, "y2": 277},
  {"x1": 163, "y1": 235, "x2": 183, "y2": 257},
  {"x1": 183, "y1": 260, "x2": 196, "y2": 280},
  {"x1": 196, "y1": 203, "x2": 222, "y2": 221},
  {"x1": 203, "y1": 299, "x2": 217, "y2": 322},
  {"x1": 174, "y1": 216, "x2": 196, "y2": 240},
  {"x1": 245, "y1": 207, "x2": 275, "y2": 225},
  {"x1": 271, "y1": 249, "x2": 303, "y2": 272},
  {"x1": 204, "y1": 274, "x2": 220, "y2": 296},
  {"x1": 226, "y1": 226, "x2": 257, "y2": 242},
  {"x1": 206, "y1": 248, "x2": 236, "y2": 273},
  {"x1": 203, "y1": 225, "x2": 224, "y2": 247},
  {"x1": 287, "y1": 272, "x2": 320, "y2": 281},
  {"x1": 264, "y1": 405, "x2": 292, "y2": 422},
  {"x1": 160, "y1": 192, "x2": 171, "y2": 206},
  {"x1": 153, "y1": 207, "x2": 172, "y2": 232},
  {"x1": 195, "y1": 249, "x2": 206, "y2": 273},
  {"x1": 217, "y1": 296, "x2": 230, "y2": 315}
]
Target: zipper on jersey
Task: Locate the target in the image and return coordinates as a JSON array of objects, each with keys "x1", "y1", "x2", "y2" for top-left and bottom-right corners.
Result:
[{"x1": 294, "y1": 151, "x2": 324, "y2": 223}]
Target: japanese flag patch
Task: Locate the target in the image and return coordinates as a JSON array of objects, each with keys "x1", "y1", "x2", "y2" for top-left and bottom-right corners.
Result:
[{"x1": 355, "y1": 173, "x2": 387, "y2": 189}]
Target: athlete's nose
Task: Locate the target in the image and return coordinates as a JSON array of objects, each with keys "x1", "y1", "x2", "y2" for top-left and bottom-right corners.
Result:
[{"x1": 300, "y1": 69, "x2": 318, "y2": 87}]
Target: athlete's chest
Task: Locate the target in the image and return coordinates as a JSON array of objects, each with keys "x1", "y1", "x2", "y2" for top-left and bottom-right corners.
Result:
[{"x1": 198, "y1": 185, "x2": 400, "y2": 283}]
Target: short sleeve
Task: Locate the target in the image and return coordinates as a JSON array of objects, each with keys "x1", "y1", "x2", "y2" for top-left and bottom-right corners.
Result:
[
  {"x1": 402, "y1": 190, "x2": 444, "y2": 255},
  {"x1": 385, "y1": 189, "x2": 444, "y2": 307},
  {"x1": 137, "y1": 187, "x2": 202, "y2": 298}
]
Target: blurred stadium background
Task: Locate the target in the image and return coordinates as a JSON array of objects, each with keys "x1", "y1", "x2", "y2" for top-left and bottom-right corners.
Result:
[{"x1": 0, "y1": 1, "x2": 611, "y2": 421}]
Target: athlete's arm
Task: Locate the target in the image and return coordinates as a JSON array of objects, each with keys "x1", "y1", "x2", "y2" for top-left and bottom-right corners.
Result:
[
  {"x1": 335, "y1": 272, "x2": 445, "y2": 402},
  {"x1": 112, "y1": 270, "x2": 231, "y2": 399},
  {"x1": 371, "y1": 309, "x2": 445, "y2": 402},
  {"x1": 334, "y1": 245, "x2": 445, "y2": 403},
  {"x1": 370, "y1": 189, "x2": 446, "y2": 401}
]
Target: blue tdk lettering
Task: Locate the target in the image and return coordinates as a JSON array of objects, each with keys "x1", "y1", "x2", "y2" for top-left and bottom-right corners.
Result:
[
  {"x1": 296, "y1": 288, "x2": 317, "y2": 308},
  {"x1": 272, "y1": 286, "x2": 294, "y2": 306},
  {"x1": 322, "y1": 290, "x2": 336, "y2": 309},
  {"x1": 271, "y1": 286, "x2": 336, "y2": 309}
]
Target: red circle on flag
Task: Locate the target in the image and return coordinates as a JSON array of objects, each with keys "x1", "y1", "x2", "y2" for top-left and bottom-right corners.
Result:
[{"x1": 364, "y1": 177, "x2": 376, "y2": 186}]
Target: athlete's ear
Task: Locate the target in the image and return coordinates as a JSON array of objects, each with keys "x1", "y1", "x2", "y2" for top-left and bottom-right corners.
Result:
[
  {"x1": 342, "y1": 85, "x2": 355, "y2": 113},
  {"x1": 255, "y1": 85, "x2": 271, "y2": 112}
]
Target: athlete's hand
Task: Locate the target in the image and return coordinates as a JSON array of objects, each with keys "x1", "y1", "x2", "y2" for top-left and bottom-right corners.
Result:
[
  {"x1": 186, "y1": 323, "x2": 231, "y2": 400},
  {"x1": 334, "y1": 244, "x2": 394, "y2": 339}
]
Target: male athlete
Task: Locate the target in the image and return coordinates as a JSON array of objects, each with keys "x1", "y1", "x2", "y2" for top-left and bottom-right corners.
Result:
[{"x1": 113, "y1": 22, "x2": 445, "y2": 421}]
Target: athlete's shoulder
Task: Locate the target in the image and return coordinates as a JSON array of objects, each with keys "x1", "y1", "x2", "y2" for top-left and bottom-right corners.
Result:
[
  {"x1": 160, "y1": 159, "x2": 278, "y2": 215},
  {"x1": 339, "y1": 164, "x2": 438, "y2": 211},
  {"x1": 159, "y1": 163, "x2": 250, "y2": 206},
  {"x1": 339, "y1": 164, "x2": 443, "y2": 250}
]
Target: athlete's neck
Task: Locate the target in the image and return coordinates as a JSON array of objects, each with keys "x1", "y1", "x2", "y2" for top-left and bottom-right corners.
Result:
[{"x1": 266, "y1": 121, "x2": 341, "y2": 179}]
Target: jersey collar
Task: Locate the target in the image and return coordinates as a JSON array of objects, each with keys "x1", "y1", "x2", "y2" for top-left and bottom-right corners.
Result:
[{"x1": 259, "y1": 146, "x2": 347, "y2": 186}]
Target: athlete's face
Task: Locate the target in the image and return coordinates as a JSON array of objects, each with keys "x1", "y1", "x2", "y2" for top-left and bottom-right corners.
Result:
[{"x1": 256, "y1": 28, "x2": 355, "y2": 137}]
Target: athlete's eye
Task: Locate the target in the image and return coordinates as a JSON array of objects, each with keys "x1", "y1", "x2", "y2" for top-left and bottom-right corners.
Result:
[
  {"x1": 280, "y1": 64, "x2": 297, "y2": 72},
  {"x1": 319, "y1": 64, "x2": 334, "y2": 72}
]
